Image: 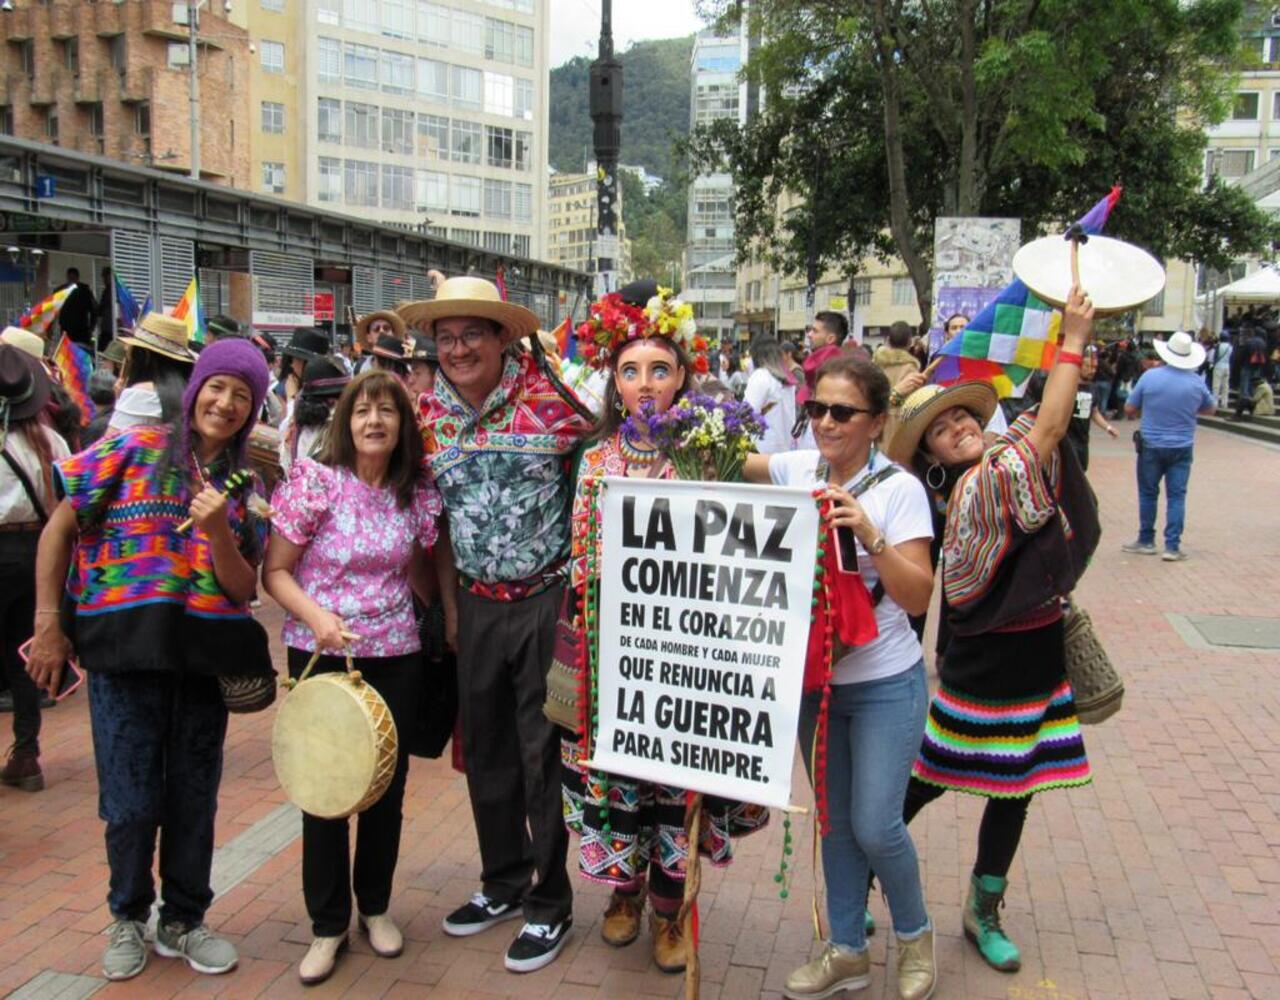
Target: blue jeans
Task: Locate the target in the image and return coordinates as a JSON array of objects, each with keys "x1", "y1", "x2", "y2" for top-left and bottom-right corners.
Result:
[
  {"x1": 1137, "y1": 445, "x2": 1193, "y2": 551},
  {"x1": 1092, "y1": 380, "x2": 1113, "y2": 415},
  {"x1": 798, "y1": 662, "x2": 929, "y2": 951},
  {"x1": 88, "y1": 672, "x2": 228, "y2": 926}
]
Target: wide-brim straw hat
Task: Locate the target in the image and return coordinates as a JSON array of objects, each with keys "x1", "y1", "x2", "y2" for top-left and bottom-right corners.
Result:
[
  {"x1": 0, "y1": 325, "x2": 46, "y2": 362},
  {"x1": 885, "y1": 381, "x2": 999, "y2": 465},
  {"x1": 356, "y1": 310, "x2": 407, "y2": 342},
  {"x1": 397, "y1": 276, "x2": 539, "y2": 347},
  {"x1": 118, "y1": 312, "x2": 198, "y2": 363},
  {"x1": 1153, "y1": 331, "x2": 1206, "y2": 371},
  {"x1": 0, "y1": 343, "x2": 52, "y2": 421}
]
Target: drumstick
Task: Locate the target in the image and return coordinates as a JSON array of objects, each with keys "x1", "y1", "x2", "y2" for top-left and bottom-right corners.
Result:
[
  {"x1": 1065, "y1": 222, "x2": 1086, "y2": 293},
  {"x1": 176, "y1": 470, "x2": 252, "y2": 533}
]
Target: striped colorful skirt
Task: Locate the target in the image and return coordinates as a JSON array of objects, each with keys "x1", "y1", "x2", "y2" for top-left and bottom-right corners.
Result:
[{"x1": 913, "y1": 617, "x2": 1091, "y2": 798}]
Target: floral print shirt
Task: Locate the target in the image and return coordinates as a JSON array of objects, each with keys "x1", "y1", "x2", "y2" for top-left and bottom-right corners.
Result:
[
  {"x1": 419, "y1": 352, "x2": 589, "y2": 584},
  {"x1": 271, "y1": 459, "x2": 442, "y2": 658}
]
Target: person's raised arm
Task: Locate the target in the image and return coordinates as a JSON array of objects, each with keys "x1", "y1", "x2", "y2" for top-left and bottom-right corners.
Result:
[{"x1": 1027, "y1": 285, "x2": 1095, "y2": 458}]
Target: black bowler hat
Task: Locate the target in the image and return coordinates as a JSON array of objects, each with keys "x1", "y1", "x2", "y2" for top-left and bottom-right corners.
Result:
[
  {"x1": 617, "y1": 279, "x2": 660, "y2": 308},
  {"x1": 409, "y1": 332, "x2": 437, "y2": 364},
  {"x1": 282, "y1": 326, "x2": 331, "y2": 361}
]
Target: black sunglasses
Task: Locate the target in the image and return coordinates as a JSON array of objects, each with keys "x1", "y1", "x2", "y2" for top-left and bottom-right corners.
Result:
[{"x1": 803, "y1": 400, "x2": 874, "y2": 423}]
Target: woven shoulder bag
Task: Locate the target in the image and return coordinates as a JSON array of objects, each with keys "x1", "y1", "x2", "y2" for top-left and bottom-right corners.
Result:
[{"x1": 1063, "y1": 605, "x2": 1123, "y2": 725}]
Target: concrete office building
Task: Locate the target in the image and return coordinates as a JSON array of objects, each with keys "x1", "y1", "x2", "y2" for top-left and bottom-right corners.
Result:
[
  {"x1": 245, "y1": 0, "x2": 549, "y2": 259},
  {"x1": 547, "y1": 168, "x2": 631, "y2": 281}
]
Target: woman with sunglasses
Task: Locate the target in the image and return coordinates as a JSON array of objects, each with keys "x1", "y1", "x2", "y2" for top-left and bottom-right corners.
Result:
[{"x1": 743, "y1": 357, "x2": 937, "y2": 1000}]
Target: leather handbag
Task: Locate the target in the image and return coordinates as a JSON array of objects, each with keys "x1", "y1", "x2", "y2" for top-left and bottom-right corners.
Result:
[
  {"x1": 543, "y1": 590, "x2": 583, "y2": 733},
  {"x1": 1063, "y1": 604, "x2": 1123, "y2": 725}
]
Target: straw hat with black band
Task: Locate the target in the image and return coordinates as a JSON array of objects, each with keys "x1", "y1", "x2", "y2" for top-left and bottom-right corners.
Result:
[
  {"x1": 396, "y1": 276, "x2": 538, "y2": 348},
  {"x1": 885, "y1": 381, "x2": 999, "y2": 467},
  {"x1": 0, "y1": 326, "x2": 47, "y2": 363},
  {"x1": 356, "y1": 310, "x2": 407, "y2": 343},
  {"x1": 118, "y1": 312, "x2": 198, "y2": 364}
]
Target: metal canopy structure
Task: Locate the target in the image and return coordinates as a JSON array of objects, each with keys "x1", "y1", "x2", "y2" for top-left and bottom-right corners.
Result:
[{"x1": 0, "y1": 135, "x2": 591, "y2": 322}]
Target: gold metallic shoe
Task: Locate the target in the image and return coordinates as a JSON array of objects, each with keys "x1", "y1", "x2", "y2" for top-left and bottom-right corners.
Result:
[
  {"x1": 601, "y1": 889, "x2": 644, "y2": 947},
  {"x1": 783, "y1": 942, "x2": 870, "y2": 999},
  {"x1": 298, "y1": 935, "x2": 347, "y2": 986},
  {"x1": 896, "y1": 929, "x2": 936, "y2": 1000},
  {"x1": 649, "y1": 911, "x2": 686, "y2": 973}
]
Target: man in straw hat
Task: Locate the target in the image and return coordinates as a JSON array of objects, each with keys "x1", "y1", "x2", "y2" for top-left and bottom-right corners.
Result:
[
  {"x1": 402, "y1": 275, "x2": 589, "y2": 973},
  {"x1": 1120, "y1": 330, "x2": 1216, "y2": 562},
  {"x1": 354, "y1": 310, "x2": 407, "y2": 374}
]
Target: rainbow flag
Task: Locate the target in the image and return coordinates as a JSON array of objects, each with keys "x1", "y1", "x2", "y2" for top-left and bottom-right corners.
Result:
[
  {"x1": 18, "y1": 287, "x2": 70, "y2": 335},
  {"x1": 934, "y1": 187, "x2": 1122, "y2": 397},
  {"x1": 171, "y1": 277, "x2": 207, "y2": 347},
  {"x1": 52, "y1": 335, "x2": 95, "y2": 427},
  {"x1": 552, "y1": 316, "x2": 575, "y2": 362}
]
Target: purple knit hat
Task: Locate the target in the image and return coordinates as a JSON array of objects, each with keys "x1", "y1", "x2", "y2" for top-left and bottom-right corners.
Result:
[{"x1": 182, "y1": 337, "x2": 271, "y2": 466}]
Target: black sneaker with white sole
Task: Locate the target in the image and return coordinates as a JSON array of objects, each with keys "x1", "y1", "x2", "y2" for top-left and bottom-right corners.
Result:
[
  {"x1": 441, "y1": 892, "x2": 523, "y2": 937},
  {"x1": 504, "y1": 917, "x2": 573, "y2": 973}
]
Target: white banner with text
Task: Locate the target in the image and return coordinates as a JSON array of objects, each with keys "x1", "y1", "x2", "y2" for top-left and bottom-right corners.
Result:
[{"x1": 592, "y1": 478, "x2": 819, "y2": 808}]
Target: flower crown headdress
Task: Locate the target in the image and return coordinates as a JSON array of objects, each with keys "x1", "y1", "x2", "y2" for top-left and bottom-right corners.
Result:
[{"x1": 574, "y1": 285, "x2": 713, "y2": 374}]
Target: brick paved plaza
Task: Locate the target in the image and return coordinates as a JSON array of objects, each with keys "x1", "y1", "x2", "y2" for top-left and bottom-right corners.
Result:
[{"x1": 1, "y1": 426, "x2": 1278, "y2": 1000}]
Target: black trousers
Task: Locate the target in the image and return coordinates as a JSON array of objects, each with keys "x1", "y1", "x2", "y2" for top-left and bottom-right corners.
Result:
[
  {"x1": 456, "y1": 584, "x2": 572, "y2": 925},
  {"x1": 0, "y1": 532, "x2": 42, "y2": 753},
  {"x1": 287, "y1": 648, "x2": 422, "y2": 937}
]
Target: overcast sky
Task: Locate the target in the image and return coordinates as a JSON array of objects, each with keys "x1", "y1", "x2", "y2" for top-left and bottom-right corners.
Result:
[{"x1": 549, "y1": 0, "x2": 705, "y2": 66}]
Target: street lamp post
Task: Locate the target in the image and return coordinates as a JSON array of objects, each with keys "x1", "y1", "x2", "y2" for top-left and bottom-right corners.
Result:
[
  {"x1": 188, "y1": 1, "x2": 203, "y2": 180},
  {"x1": 588, "y1": 0, "x2": 622, "y2": 297}
]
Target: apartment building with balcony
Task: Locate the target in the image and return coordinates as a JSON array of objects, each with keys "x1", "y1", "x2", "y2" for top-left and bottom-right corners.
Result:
[
  {"x1": 244, "y1": 0, "x2": 548, "y2": 258},
  {"x1": 0, "y1": 0, "x2": 251, "y2": 184}
]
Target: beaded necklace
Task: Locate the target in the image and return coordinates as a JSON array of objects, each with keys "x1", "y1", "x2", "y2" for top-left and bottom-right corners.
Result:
[{"x1": 618, "y1": 433, "x2": 660, "y2": 465}]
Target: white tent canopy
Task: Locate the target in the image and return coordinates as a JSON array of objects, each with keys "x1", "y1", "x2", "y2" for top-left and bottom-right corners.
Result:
[{"x1": 1214, "y1": 265, "x2": 1280, "y2": 302}]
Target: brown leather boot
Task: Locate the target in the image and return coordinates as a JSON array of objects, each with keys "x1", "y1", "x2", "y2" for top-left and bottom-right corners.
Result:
[
  {"x1": 650, "y1": 910, "x2": 686, "y2": 973},
  {"x1": 0, "y1": 745, "x2": 43, "y2": 792},
  {"x1": 600, "y1": 889, "x2": 644, "y2": 947}
]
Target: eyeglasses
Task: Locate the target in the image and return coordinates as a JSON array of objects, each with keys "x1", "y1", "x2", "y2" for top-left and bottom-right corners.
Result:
[
  {"x1": 803, "y1": 400, "x2": 874, "y2": 423},
  {"x1": 436, "y1": 329, "x2": 493, "y2": 353}
]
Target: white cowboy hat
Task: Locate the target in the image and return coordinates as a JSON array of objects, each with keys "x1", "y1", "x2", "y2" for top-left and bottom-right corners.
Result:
[
  {"x1": 1153, "y1": 331, "x2": 1206, "y2": 371},
  {"x1": 396, "y1": 276, "x2": 539, "y2": 347}
]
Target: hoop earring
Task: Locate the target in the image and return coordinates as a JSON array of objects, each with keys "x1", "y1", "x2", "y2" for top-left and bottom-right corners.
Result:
[
  {"x1": 615, "y1": 395, "x2": 626, "y2": 414},
  {"x1": 925, "y1": 462, "x2": 946, "y2": 491}
]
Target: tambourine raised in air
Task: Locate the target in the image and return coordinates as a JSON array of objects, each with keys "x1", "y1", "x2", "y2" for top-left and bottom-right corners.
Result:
[{"x1": 1013, "y1": 233, "x2": 1166, "y2": 316}]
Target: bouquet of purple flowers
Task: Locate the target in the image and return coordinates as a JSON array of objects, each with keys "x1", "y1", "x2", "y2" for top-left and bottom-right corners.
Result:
[{"x1": 623, "y1": 393, "x2": 765, "y2": 482}]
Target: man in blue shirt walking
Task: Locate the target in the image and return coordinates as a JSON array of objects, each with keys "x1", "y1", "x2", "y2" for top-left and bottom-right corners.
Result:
[{"x1": 1121, "y1": 332, "x2": 1216, "y2": 561}]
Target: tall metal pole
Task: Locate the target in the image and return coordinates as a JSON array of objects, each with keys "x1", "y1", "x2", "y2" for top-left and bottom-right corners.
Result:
[
  {"x1": 589, "y1": 0, "x2": 622, "y2": 296},
  {"x1": 188, "y1": 1, "x2": 200, "y2": 179}
]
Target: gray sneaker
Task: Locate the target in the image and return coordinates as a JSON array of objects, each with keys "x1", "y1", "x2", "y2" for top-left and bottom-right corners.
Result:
[
  {"x1": 103, "y1": 919, "x2": 147, "y2": 981},
  {"x1": 1161, "y1": 549, "x2": 1188, "y2": 562},
  {"x1": 1121, "y1": 540, "x2": 1157, "y2": 555},
  {"x1": 155, "y1": 922, "x2": 238, "y2": 975}
]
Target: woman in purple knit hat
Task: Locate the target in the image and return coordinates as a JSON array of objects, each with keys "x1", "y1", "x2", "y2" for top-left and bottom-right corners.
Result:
[{"x1": 28, "y1": 338, "x2": 273, "y2": 984}]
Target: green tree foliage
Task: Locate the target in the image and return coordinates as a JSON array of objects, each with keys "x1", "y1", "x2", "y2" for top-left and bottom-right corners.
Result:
[
  {"x1": 689, "y1": 0, "x2": 1278, "y2": 325},
  {"x1": 550, "y1": 36, "x2": 695, "y2": 180},
  {"x1": 620, "y1": 170, "x2": 688, "y2": 287}
]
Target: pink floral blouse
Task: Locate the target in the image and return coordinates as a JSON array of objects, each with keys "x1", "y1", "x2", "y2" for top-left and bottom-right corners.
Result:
[{"x1": 271, "y1": 459, "x2": 443, "y2": 658}]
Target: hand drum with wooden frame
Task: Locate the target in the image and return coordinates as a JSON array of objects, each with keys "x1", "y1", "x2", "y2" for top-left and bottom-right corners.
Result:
[
  {"x1": 272, "y1": 660, "x2": 399, "y2": 819},
  {"x1": 1012, "y1": 235, "x2": 1166, "y2": 316}
]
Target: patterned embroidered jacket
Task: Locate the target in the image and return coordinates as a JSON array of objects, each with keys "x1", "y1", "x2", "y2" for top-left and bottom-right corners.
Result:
[
  {"x1": 419, "y1": 352, "x2": 589, "y2": 585},
  {"x1": 55, "y1": 425, "x2": 271, "y2": 676}
]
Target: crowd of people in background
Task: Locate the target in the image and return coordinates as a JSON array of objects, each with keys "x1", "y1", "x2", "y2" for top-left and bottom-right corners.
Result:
[{"x1": 0, "y1": 268, "x2": 1242, "y2": 1000}]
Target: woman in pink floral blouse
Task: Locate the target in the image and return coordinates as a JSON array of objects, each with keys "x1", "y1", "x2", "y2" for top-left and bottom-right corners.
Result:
[{"x1": 263, "y1": 369, "x2": 445, "y2": 986}]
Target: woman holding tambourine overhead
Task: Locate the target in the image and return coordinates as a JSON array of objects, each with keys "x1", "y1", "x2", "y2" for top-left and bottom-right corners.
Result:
[
  {"x1": 884, "y1": 285, "x2": 1100, "y2": 975},
  {"x1": 263, "y1": 369, "x2": 445, "y2": 987},
  {"x1": 27, "y1": 338, "x2": 273, "y2": 984}
]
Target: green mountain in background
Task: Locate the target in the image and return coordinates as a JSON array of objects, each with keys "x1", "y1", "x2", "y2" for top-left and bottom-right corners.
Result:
[
  {"x1": 549, "y1": 35, "x2": 694, "y2": 182},
  {"x1": 549, "y1": 35, "x2": 695, "y2": 285}
]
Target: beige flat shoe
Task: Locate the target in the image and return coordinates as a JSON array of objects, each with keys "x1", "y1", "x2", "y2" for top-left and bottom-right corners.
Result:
[
  {"x1": 299, "y1": 935, "x2": 347, "y2": 986},
  {"x1": 359, "y1": 913, "x2": 404, "y2": 958}
]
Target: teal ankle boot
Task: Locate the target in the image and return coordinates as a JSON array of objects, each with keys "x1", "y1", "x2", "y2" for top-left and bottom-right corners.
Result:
[
  {"x1": 962, "y1": 874, "x2": 1020, "y2": 971},
  {"x1": 865, "y1": 909, "x2": 875, "y2": 936}
]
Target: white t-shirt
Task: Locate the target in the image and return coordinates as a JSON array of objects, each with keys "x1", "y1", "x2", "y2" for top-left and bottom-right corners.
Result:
[
  {"x1": 744, "y1": 368, "x2": 797, "y2": 454},
  {"x1": 769, "y1": 449, "x2": 932, "y2": 685},
  {"x1": 0, "y1": 425, "x2": 70, "y2": 523}
]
